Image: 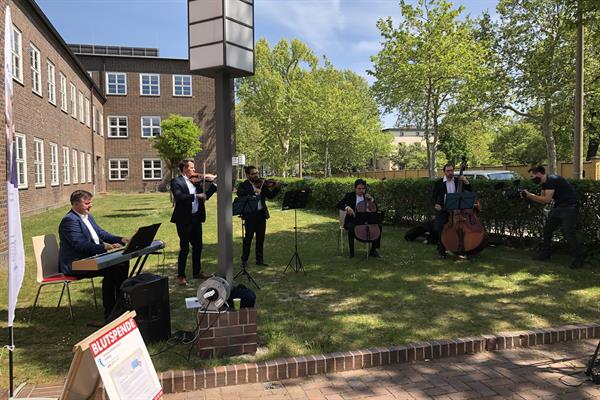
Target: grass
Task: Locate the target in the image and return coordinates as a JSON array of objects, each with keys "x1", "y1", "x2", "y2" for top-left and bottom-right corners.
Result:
[{"x1": 0, "y1": 192, "x2": 599, "y2": 387}]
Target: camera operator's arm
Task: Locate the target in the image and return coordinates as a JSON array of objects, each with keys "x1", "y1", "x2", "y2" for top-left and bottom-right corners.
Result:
[{"x1": 523, "y1": 189, "x2": 554, "y2": 205}]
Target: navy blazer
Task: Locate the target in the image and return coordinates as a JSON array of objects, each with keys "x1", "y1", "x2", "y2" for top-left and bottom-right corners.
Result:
[
  {"x1": 58, "y1": 210, "x2": 122, "y2": 274},
  {"x1": 170, "y1": 175, "x2": 217, "y2": 224},
  {"x1": 431, "y1": 177, "x2": 472, "y2": 208},
  {"x1": 236, "y1": 180, "x2": 280, "y2": 219}
]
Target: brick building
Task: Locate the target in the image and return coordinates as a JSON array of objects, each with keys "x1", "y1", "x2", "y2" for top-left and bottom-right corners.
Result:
[{"x1": 0, "y1": 0, "x2": 221, "y2": 263}]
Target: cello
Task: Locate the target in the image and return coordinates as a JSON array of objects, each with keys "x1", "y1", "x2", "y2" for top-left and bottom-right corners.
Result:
[
  {"x1": 440, "y1": 157, "x2": 487, "y2": 255},
  {"x1": 354, "y1": 192, "x2": 382, "y2": 244}
]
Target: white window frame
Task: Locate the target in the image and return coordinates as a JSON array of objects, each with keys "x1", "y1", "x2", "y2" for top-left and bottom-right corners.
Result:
[
  {"x1": 85, "y1": 98, "x2": 91, "y2": 127},
  {"x1": 11, "y1": 26, "x2": 23, "y2": 83},
  {"x1": 140, "y1": 73, "x2": 160, "y2": 96},
  {"x1": 59, "y1": 73, "x2": 67, "y2": 112},
  {"x1": 72, "y1": 148, "x2": 78, "y2": 183},
  {"x1": 142, "y1": 158, "x2": 162, "y2": 180},
  {"x1": 78, "y1": 91, "x2": 84, "y2": 123},
  {"x1": 47, "y1": 60, "x2": 56, "y2": 105},
  {"x1": 99, "y1": 111, "x2": 104, "y2": 136},
  {"x1": 172, "y1": 75, "x2": 192, "y2": 97},
  {"x1": 30, "y1": 43, "x2": 42, "y2": 96},
  {"x1": 70, "y1": 83, "x2": 77, "y2": 118},
  {"x1": 15, "y1": 133, "x2": 27, "y2": 189},
  {"x1": 62, "y1": 146, "x2": 70, "y2": 185},
  {"x1": 87, "y1": 153, "x2": 92, "y2": 183},
  {"x1": 141, "y1": 116, "x2": 161, "y2": 138},
  {"x1": 108, "y1": 158, "x2": 129, "y2": 181},
  {"x1": 49, "y1": 142, "x2": 59, "y2": 186},
  {"x1": 92, "y1": 107, "x2": 97, "y2": 132},
  {"x1": 107, "y1": 116, "x2": 128, "y2": 138},
  {"x1": 105, "y1": 72, "x2": 127, "y2": 95},
  {"x1": 33, "y1": 138, "x2": 45, "y2": 187},
  {"x1": 80, "y1": 151, "x2": 86, "y2": 183}
]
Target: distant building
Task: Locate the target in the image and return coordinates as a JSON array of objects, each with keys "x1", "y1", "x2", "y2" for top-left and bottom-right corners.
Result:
[{"x1": 371, "y1": 127, "x2": 426, "y2": 170}]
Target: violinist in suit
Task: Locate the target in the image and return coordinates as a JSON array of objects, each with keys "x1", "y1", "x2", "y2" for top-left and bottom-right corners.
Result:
[
  {"x1": 336, "y1": 179, "x2": 381, "y2": 258},
  {"x1": 431, "y1": 163, "x2": 471, "y2": 258},
  {"x1": 170, "y1": 159, "x2": 217, "y2": 286},
  {"x1": 236, "y1": 166, "x2": 282, "y2": 268},
  {"x1": 58, "y1": 190, "x2": 130, "y2": 320}
]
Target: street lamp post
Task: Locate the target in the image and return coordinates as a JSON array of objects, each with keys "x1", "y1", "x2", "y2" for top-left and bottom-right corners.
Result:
[{"x1": 188, "y1": 0, "x2": 255, "y2": 283}]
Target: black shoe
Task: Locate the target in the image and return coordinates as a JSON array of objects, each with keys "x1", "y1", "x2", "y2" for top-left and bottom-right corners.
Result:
[
  {"x1": 256, "y1": 261, "x2": 269, "y2": 266},
  {"x1": 369, "y1": 249, "x2": 380, "y2": 258},
  {"x1": 532, "y1": 253, "x2": 551, "y2": 261}
]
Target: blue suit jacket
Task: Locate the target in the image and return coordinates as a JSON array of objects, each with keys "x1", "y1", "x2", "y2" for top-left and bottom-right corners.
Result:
[{"x1": 58, "y1": 210, "x2": 122, "y2": 274}]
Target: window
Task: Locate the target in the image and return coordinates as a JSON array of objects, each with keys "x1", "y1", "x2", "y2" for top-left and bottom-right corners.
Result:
[
  {"x1": 47, "y1": 61, "x2": 56, "y2": 104},
  {"x1": 87, "y1": 153, "x2": 92, "y2": 183},
  {"x1": 80, "y1": 151, "x2": 86, "y2": 183},
  {"x1": 140, "y1": 73, "x2": 160, "y2": 96},
  {"x1": 62, "y1": 146, "x2": 70, "y2": 184},
  {"x1": 92, "y1": 107, "x2": 97, "y2": 132},
  {"x1": 70, "y1": 83, "x2": 77, "y2": 118},
  {"x1": 109, "y1": 159, "x2": 128, "y2": 181},
  {"x1": 107, "y1": 116, "x2": 128, "y2": 138},
  {"x1": 142, "y1": 159, "x2": 162, "y2": 180},
  {"x1": 72, "y1": 149, "x2": 78, "y2": 183},
  {"x1": 11, "y1": 26, "x2": 23, "y2": 82},
  {"x1": 49, "y1": 143, "x2": 59, "y2": 186},
  {"x1": 78, "y1": 91, "x2": 84, "y2": 123},
  {"x1": 99, "y1": 111, "x2": 104, "y2": 136},
  {"x1": 173, "y1": 75, "x2": 192, "y2": 96},
  {"x1": 106, "y1": 72, "x2": 127, "y2": 95},
  {"x1": 15, "y1": 133, "x2": 27, "y2": 188},
  {"x1": 85, "y1": 98, "x2": 91, "y2": 127},
  {"x1": 59, "y1": 73, "x2": 67, "y2": 112},
  {"x1": 30, "y1": 44, "x2": 42, "y2": 95},
  {"x1": 141, "y1": 116, "x2": 161, "y2": 137},
  {"x1": 34, "y1": 139, "x2": 45, "y2": 187}
]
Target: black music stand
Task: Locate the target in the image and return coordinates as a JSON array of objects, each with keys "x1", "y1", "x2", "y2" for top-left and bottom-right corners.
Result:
[
  {"x1": 444, "y1": 192, "x2": 476, "y2": 210},
  {"x1": 232, "y1": 195, "x2": 261, "y2": 289},
  {"x1": 282, "y1": 189, "x2": 309, "y2": 273}
]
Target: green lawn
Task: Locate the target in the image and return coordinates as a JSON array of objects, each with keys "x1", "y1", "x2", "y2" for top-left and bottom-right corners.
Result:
[{"x1": 1, "y1": 192, "x2": 599, "y2": 386}]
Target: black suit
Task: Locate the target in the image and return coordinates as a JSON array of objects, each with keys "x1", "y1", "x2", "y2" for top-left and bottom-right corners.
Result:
[
  {"x1": 336, "y1": 192, "x2": 381, "y2": 256},
  {"x1": 236, "y1": 180, "x2": 280, "y2": 264},
  {"x1": 431, "y1": 177, "x2": 471, "y2": 255},
  {"x1": 170, "y1": 175, "x2": 217, "y2": 278}
]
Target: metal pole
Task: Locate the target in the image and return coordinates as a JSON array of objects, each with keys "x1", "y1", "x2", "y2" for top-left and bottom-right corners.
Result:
[
  {"x1": 214, "y1": 71, "x2": 234, "y2": 284},
  {"x1": 574, "y1": 0, "x2": 584, "y2": 179},
  {"x1": 9, "y1": 326, "x2": 14, "y2": 397}
]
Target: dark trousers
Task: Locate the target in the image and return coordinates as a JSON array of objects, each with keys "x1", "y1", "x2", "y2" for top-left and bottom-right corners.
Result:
[
  {"x1": 175, "y1": 213, "x2": 203, "y2": 278},
  {"x1": 347, "y1": 222, "x2": 381, "y2": 255},
  {"x1": 71, "y1": 261, "x2": 129, "y2": 319},
  {"x1": 242, "y1": 211, "x2": 267, "y2": 263},
  {"x1": 542, "y1": 205, "x2": 582, "y2": 261},
  {"x1": 434, "y1": 211, "x2": 449, "y2": 255}
]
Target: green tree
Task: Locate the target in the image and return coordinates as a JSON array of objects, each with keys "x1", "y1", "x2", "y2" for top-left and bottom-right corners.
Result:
[
  {"x1": 489, "y1": 122, "x2": 547, "y2": 165},
  {"x1": 151, "y1": 114, "x2": 202, "y2": 186},
  {"x1": 390, "y1": 142, "x2": 428, "y2": 169},
  {"x1": 438, "y1": 117, "x2": 498, "y2": 167},
  {"x1": 370, "y1": 0, "x2": 489, "y2": 177}
]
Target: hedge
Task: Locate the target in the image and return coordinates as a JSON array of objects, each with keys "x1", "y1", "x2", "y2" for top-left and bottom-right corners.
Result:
[{"x1": 276, "y1": 177, "x2": 600, "y2": 246}]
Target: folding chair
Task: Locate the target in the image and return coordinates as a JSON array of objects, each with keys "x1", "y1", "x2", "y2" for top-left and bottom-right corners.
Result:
[
  {"x1": 29, "y1": 234, "x2": 97, "y2": 321},
  {"x1": 338, "y1": 210, "x2": 346, "y2": 254}
]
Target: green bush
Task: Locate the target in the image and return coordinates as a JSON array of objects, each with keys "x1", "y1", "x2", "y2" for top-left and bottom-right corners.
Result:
[{"x1": 276, "y1": 177, "x2": 600, "y2": 246}]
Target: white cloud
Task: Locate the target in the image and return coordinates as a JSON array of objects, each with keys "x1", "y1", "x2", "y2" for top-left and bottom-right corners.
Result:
[{"x1": 352, "y1": 40, "x2": 381, "y2": 53}]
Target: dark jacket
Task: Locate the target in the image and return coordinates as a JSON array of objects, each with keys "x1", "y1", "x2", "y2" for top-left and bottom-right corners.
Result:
[
  {"x1": 236, "y1": 180, "x2": 280, "y2": 219},
  {"x1": 431, "y1": 177, "x2": 472, "y2": 208},
  {"x1": 170, "y1": 175, "x2": 217, "y2": 224},
  {"x1": 58, "y1": 210, "x2": 122, "y2": 274},
  {"x1": 336, "y1": 192, "x2": 378, "y2": 229}
]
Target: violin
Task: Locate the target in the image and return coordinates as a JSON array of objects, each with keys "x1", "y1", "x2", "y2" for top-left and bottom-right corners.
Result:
[
  {"x1": 440, "y1": 157, "x2": 487, "y2": 255},
  {"x1": 353, "y1": 193, "x2": 382, "y2": 243},
  {"x1": 254, "y1": 177, "x2": 286, "y2": 189},
  {"x1": 189, "y1": 173, "x2": 217, "y2": 184}
]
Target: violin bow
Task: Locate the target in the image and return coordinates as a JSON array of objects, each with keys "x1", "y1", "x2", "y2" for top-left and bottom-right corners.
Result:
[{"x1": 202, "y1": 161, "x2": 206, "y2": 195}]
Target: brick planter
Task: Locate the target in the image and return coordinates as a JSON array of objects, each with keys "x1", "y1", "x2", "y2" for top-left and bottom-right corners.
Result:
[{"x1": 193, "y1": 308, "x2": 257, "y2": 359}]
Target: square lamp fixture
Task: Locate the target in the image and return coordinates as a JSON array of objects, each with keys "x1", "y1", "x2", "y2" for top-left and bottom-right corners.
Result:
[{"x1": 188, "y1": 0, "x2": 254, "y2": 77}]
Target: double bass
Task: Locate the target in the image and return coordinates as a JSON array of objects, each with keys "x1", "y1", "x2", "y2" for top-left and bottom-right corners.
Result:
[{"x1": 440, "y1": 157, "x2": 487, "y2": 255}]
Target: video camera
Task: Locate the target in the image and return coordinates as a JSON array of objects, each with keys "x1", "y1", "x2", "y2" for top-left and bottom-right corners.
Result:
[{"x1": 494, "y1": 180, "x2": 527, "y2": 200}]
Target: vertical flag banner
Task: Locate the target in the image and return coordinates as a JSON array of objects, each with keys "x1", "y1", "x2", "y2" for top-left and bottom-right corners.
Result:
[{"x1": 5, "y1": 5, "x2": 25, "y2": 327}]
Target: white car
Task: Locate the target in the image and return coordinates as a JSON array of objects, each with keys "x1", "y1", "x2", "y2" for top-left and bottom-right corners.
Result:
[{"x1": 462, "y1": 170, "x2": 521, "y2": 180}]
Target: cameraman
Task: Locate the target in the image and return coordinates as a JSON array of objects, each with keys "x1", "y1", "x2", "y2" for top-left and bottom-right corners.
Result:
[{"x1": 522, "y1": 166, "x2": 583, "y2": 269}]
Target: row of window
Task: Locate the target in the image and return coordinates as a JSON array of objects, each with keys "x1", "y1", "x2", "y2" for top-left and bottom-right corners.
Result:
[
  {"x1": 106, "y1": 72, "x2": 193, "y2": 97},
  {"x1": 13, "y1": 135, "x2": 163, "y2": 189},
  {"x1": 108, "y1": 116, "x2": 161, "y2": 138},
  {"x1": 11, "y1": 25, "x2": 104, "y2": 135}
]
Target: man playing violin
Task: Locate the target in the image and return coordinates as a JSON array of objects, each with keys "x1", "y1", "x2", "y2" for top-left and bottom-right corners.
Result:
[
  {"x1": 170, "y1": 159, "x2": 217, "y2": 286},
  {"x1": 336, "y1": 179, "x2": 381, "y2": 258},
  {"x1": 431, "y1": 163, "x2": 471, "y2": 259},
  {"x1": 236, "y1": 166, "x2": 282, "y2": 269}
]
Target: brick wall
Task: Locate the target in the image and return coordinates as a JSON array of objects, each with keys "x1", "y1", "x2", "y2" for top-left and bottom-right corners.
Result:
[{"x1": 194, "y1": 308, "x2": 257, "y2": 359}]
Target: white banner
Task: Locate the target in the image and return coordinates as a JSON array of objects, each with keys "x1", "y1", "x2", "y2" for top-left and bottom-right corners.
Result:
[{"x1": 5, "y1": 5, "x2": 25, "y2": 327}]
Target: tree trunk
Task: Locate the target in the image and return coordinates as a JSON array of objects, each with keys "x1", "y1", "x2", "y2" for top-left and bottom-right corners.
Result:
[{"x1": 542, "y1": 101, "x2": 557, "y2": 174}]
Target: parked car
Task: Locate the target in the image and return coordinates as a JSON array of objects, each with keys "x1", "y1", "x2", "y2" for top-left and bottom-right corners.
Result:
[{"x1": 462, "y1": 170, "x2": 521, "y2": 181}]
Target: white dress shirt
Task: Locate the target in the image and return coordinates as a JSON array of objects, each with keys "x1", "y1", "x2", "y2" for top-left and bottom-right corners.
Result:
[
  {"x1": 75, "y1": 211, "x2": 100, "y2": 245},
  {"x1": 251, "y1": 182, "x2": 263, "y2": 210},
  {"x1": 443, "y1": 176, "x2": 456, "y2": 194},
  {"x1": 184, "y1": 176, "x2": 199, "y2": 213}
]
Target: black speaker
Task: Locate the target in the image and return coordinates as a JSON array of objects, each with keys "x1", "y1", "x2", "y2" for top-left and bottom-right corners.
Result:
[{"x1": 122, "y1": 274, "x2": 171, "y2": 344}]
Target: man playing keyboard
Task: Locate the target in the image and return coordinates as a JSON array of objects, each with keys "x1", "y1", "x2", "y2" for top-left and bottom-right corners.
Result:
[{"x1": 58, "y1": 190, "x2": 130, "y2": 321}]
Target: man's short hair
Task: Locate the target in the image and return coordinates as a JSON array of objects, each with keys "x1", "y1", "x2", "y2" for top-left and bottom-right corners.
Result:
[
  {"x1": 178, "y1": 159, "x2": 194, "y2": 172},
  {"x1": 244, "y1": 165, "x2": 257, "y2": 175},
  {"x1": 70, "y1": 190, "x2": 93, "y2": 205},
  {"x1": 443, "y1": 163, "x2": 454, "y2": 172},
  {"x1": 354, "y1": 178, "x2": 367, "y2": 188},
  {"x1": 528, "y1": 165, "x2": 546, "y2": 174}
]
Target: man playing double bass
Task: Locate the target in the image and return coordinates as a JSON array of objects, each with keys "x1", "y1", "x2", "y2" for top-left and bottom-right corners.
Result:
[
  {"x1": 432, "y1": 163, "x2": 471, "y2": 259},
  {"x1": 336, "y1": 179, "x2": 381, "y2": 258}
]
